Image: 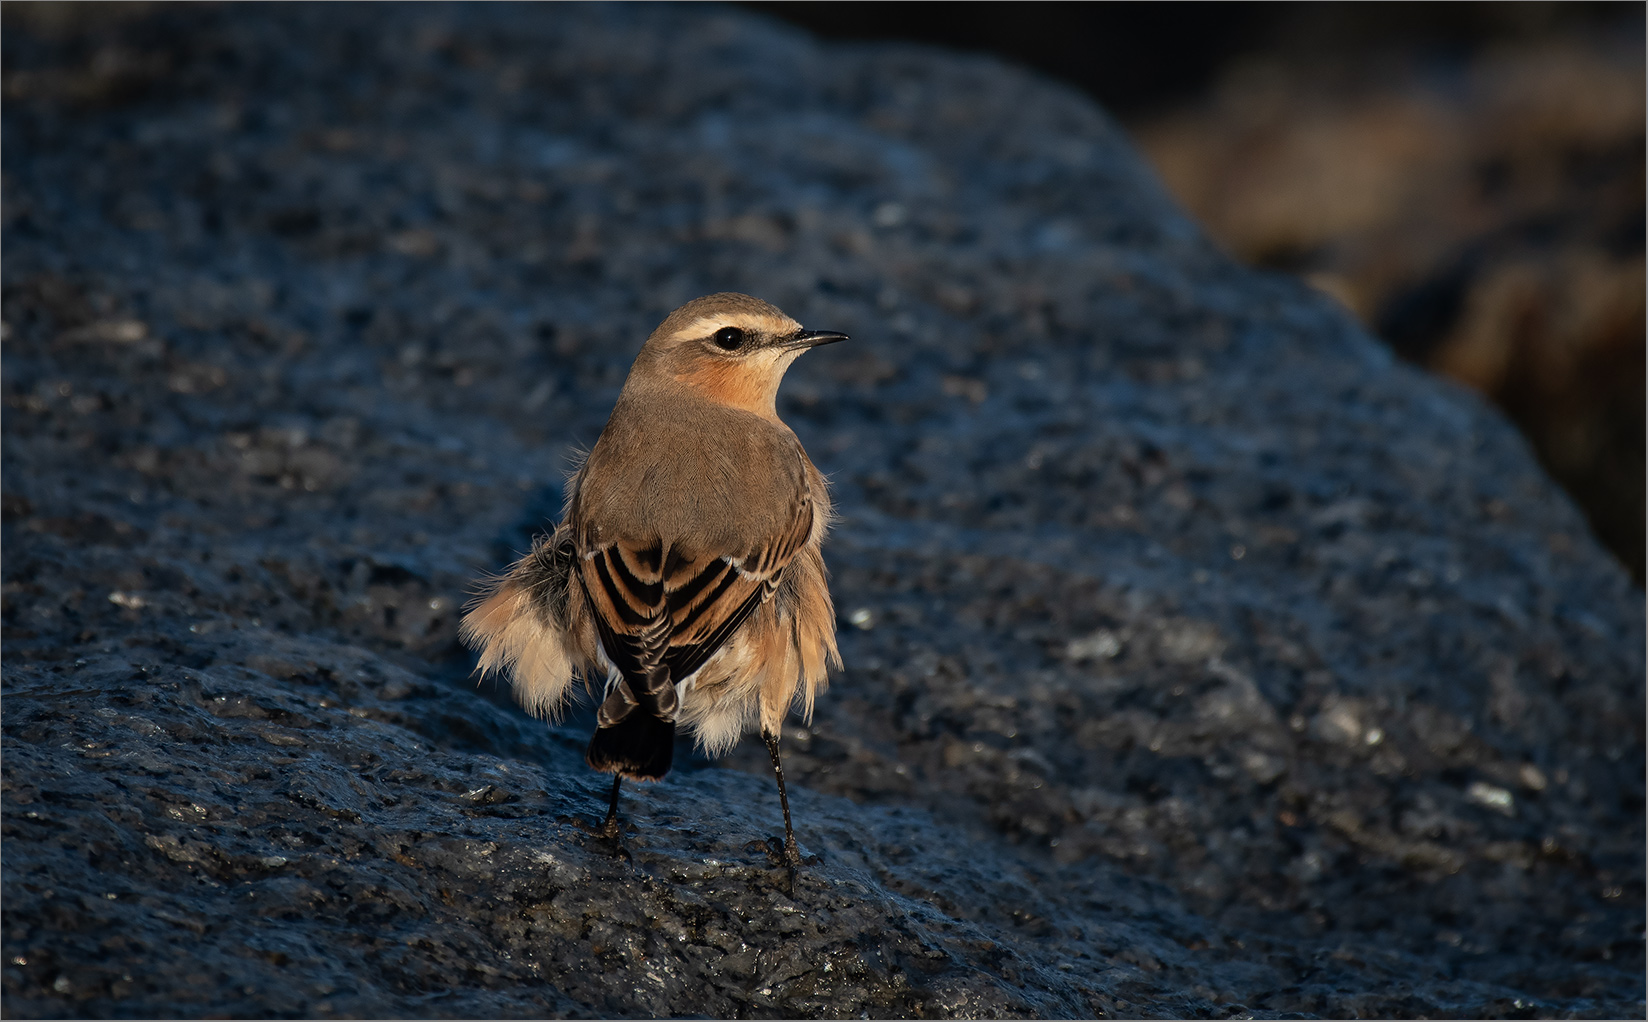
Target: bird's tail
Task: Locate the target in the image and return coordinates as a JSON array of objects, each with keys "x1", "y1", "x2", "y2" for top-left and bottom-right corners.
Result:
[{"x1": 586, "y1": 712, "x2": 675, "y2": 780}]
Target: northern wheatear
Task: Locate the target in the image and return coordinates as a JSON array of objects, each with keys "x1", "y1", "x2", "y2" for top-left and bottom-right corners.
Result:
[{"x1": 460, "y1": 293, "x2": 844, "y2": 866}]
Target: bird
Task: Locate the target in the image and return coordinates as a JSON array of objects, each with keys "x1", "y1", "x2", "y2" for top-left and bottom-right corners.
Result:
[{"x1": 459, "y1": 292, "x2": 845, "y2": 866}]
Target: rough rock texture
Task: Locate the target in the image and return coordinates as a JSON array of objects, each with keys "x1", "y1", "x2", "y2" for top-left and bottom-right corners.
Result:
[{"x1": 3, "y1": 4, "x2": 1642, "y2": 1018}]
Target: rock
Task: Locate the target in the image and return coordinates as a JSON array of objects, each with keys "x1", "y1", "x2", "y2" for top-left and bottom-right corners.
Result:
[
  {"x1": 1133, "y1": 25, "x2": 1648, "y2": 582},
  {"x1": 2, "y1": 4, "x2": 1641, "y2": 1017}
]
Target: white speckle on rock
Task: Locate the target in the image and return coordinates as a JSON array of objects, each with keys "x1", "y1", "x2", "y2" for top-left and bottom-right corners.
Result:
[
  {"x1": 1519, "y1": 764, "x2": 1548, "y2": 791},
  {"x1": 1066, "y1": 629, "x2": 1123, "y2": 661},
  {"x1": 1467, "y1": 781, "x2": 1515, "y2": 815},
  {"x1": 871, "y1": 202, "x2": 906, "y2": 229},
  {"x1": 1310, "y1": 699, "x2": 1366, "y2": 746}
]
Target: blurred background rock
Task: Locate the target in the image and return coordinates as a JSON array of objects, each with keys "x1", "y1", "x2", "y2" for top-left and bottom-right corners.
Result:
[{"x1": 756, "y1": 1, "x2": 1646, "y2": 583}]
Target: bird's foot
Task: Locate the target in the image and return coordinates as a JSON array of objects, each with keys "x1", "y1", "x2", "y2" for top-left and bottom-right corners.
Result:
[
  {"x1": 568, "y1": 814, "x2": 611, "y2": 836},
  {"x1": 598, "y1": 813, "x2": 634, "y2": 861},
  {"x1": 568, "y1": 814, "x2": 630, "y2": 858},
  {"x1": 751, "y1": 835, "x2": 814, "y2": 870}
]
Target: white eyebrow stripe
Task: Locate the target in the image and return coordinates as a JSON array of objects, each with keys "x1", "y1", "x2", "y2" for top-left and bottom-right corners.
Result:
[{"x1": 670, "y1": 314, "x2": 795, "y2": 339}]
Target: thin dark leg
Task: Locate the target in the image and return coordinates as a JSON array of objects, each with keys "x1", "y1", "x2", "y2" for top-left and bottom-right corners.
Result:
[
  {"x1": 601, "y1": 773, "x2": 622, "y2": 839},
  {"x1": 764, "y1": 730, "x2": 802, "y2": 867}
]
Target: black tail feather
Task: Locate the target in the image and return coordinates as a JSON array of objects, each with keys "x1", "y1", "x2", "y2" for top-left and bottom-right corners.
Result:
[{"x1": 586, "y1": 713, "x2": 675, "y2": 780}]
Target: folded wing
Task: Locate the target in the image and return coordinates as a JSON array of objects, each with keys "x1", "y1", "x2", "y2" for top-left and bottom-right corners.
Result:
[{"x1": 579, "y1": 493, "x2": 815, "y2": 730}]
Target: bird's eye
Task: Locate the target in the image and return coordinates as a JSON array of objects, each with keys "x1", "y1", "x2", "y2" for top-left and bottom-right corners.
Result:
[{"x1": 712, "y1": 326, "x2": 745, "y2": 351}]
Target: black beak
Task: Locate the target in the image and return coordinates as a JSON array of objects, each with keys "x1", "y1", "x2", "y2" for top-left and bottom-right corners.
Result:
[{"x1": 790, "y1": 329, "x2": 849, "y2": 349}]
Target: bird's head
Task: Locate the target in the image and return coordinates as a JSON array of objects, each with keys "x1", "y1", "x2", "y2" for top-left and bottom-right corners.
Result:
[{"x1": 631, "y1": 293, "x2": 847, "y2": 420}]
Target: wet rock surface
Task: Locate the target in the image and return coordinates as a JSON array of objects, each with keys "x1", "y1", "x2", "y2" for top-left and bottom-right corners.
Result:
[{"x1": 2, "y1": 4, "x2": 1642, "y2": 1018}]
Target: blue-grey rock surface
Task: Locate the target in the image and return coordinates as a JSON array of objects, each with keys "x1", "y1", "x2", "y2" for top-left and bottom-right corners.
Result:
[{"x1": 3, "y1": 4, "x2": 1642, "y2": 1018}]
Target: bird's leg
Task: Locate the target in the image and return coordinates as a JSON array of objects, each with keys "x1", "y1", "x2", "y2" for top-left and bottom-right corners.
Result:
[
  {"x1": 764, "y1": 730, "x2": 802, "y2": 868},
  {"x1": 601, "y1": 773, "x2": 623, "y2": 840}
]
